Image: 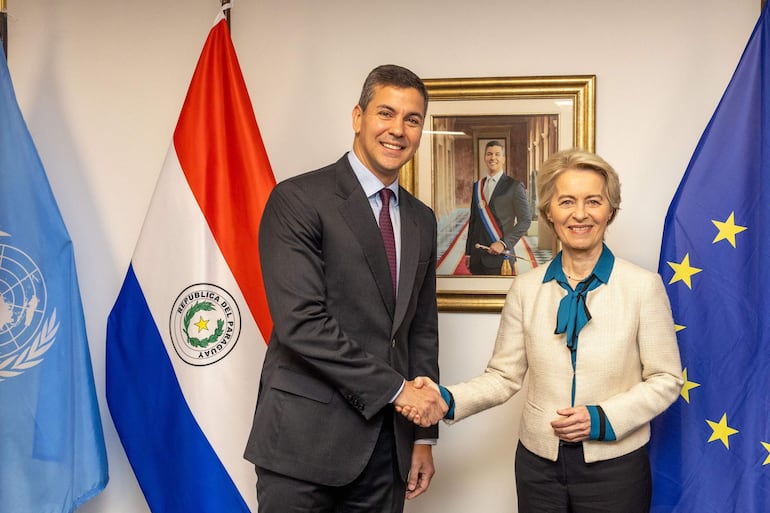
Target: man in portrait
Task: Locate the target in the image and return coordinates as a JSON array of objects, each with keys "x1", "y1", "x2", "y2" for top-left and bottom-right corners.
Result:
[{"x1": 465, "y1": 140, "x2": 531, "y2": 275}]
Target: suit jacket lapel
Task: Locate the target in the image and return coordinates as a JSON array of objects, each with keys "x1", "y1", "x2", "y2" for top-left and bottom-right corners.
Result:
[
  {"x1": 335, "y1": 159, "x2": 396, "y2": 316},
  {"x1": 393, "y1": 191, "x2": 419, "y2": 333},
  {"x1": 491, "y1": 174, "x2": 511, "y2": 200}
]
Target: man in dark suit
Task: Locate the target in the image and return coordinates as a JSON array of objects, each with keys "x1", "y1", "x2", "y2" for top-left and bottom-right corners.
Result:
[
  {"x1": 244, "y1": 65, "x2": 447, "y2": 513},
  {"x1": 465, "y1": 140, "x2": 531, "y2": 275}
]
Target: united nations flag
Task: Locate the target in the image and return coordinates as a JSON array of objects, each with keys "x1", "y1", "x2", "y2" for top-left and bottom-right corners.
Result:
[{"x1": 0, "y1": 44, "x2": 108, "y2": 511}]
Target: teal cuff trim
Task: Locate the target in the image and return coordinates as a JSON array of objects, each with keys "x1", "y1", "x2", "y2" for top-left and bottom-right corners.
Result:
[
  {"x1": 605, "y1": 416, "x2": 616, "y2": 441},
  {"x1": 588, "y1": 405, "x2": 601, "y2": 440},
  {"x1": 439, "y1": 385, "x2": 455, "y2": 420},
  {"x1": 587, "y1": 405, "x2": 616, "y2": 441}
]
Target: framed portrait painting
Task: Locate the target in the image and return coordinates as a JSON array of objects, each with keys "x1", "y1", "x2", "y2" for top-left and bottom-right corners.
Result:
[{"x1": 400, "y1": 75, "x2": 596, "y2": 311}]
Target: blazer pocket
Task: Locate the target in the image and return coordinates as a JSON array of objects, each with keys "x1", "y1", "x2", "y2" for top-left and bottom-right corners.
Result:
[{"x1": 272, "y1": 366, "x2": 334, "y2": 404}]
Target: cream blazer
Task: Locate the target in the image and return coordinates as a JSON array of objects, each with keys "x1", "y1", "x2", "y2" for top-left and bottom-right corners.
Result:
[{"x1": 447, "y1": 257, "x2": 683, "y2": 463}]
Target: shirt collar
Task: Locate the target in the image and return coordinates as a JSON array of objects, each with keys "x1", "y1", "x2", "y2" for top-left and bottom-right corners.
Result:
[
  {"x1": 347, "y1": 151, "x2": 399, "y2": 204},
  {"x1": 543, "y1": 243, "x2": 615, "y2": 285},
  {"x1": 486, "y1": 170, "x2": 505, "y2": 183}
]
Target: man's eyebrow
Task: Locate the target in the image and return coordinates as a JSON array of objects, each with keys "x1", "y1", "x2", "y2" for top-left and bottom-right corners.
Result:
[
  {"x1": 374, "y1": 103, "x2": 424, "y2": 120},
  {"x1": 405, "y1": 109, "x2": 425, "y2": 121}
]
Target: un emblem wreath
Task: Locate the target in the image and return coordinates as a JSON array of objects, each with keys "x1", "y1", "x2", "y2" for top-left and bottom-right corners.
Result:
[{"x1": 0, "y1": 239, "x2": 58, "y2": 381}]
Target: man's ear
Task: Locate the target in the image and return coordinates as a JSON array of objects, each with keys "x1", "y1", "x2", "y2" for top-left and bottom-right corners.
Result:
[{"x1": 352, "y1": 105, "x2": 363, "y2": 134}]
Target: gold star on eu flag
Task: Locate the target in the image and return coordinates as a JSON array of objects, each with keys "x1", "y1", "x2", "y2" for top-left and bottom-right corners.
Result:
[
  {"x1": 706, "y1": 413, "x2": 739, "y2": 449},
  {"x1": 762, "y1": 442, "x2": 770, "y2": 466},
  {"x1": 667, "y1": 253, "x2": 702, "y2": 289},
  {"x1": 680, "y1": 368, "x2": 700, "y2": 403},
  {"x1": 712, "y1": 212, "x2": 747, "y2": 247}
]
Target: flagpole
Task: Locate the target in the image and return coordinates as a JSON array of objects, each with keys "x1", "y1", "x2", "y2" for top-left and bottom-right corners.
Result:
[
  {"x1": 221, "y1": 0, "x2": 230, "y2": 30},
  {"x1": 1, "y1": 0, "x2": 8, "y2": 58}
]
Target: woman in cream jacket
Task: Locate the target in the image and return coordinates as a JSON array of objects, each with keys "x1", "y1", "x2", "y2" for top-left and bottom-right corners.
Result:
[{"x1": 403, "y1": 149, "x2": 682, "y2": 513}]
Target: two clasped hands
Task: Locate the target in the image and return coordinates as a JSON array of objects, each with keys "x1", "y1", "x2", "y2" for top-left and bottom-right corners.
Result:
[
  {"x1": 393, "y1": 377, "x2": 446, "y2": 427},
  {"x1": 396, "y1": 377, "x2": 593, "y2": 442}
]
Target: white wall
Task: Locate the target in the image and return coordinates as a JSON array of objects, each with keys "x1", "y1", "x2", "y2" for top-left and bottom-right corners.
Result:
[{"x1": 5, "y1": 1, "x2": 760, "y2": 512}]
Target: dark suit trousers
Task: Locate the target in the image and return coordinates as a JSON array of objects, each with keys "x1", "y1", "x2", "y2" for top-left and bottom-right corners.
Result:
[
  {"x1": 470, "y1": 259, "x2": 505, "y2": 275},
  {"x1": 514, "y1": 441, "x2": 651, "y2": 513},
  {"x1": 256, "y1": 410, "x2": 406, "y2": 513}
]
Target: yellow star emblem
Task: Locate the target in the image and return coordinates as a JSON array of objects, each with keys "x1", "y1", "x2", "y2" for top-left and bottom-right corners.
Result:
[
  {"x1": 194, "y1": 316, "x2": 210, "y2": 333},
  {"x1": 667, "y1": 253, "x2": 702, "y2": 289},
  {"x1": 675, "y1": 324, "x2": 686, "y2": 332},
  {"x1": 762, "y1": 442, "x2": 770, "y2": 466},
  {"x1": 712, "y1": 212, "x2": 747, "y2": 248},
  {"x1": 680, "y1": 368, "x2": 700, "y2": 403},
  {"x1": 760, "y1": 442, "x2": 770, "y2": 465},
  {"x1": 706, "y1": 413, "x2": 739, "y2": 449}
]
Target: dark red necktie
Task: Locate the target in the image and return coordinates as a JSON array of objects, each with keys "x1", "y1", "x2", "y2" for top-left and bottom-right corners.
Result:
[{"x1": 379, "y1": 188, "x2": 397, "y2": 295}]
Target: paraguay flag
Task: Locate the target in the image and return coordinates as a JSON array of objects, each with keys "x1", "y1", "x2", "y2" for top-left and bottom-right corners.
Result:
[{"x1": 106, "y1": 8, "x2": 275, "y2": 512}]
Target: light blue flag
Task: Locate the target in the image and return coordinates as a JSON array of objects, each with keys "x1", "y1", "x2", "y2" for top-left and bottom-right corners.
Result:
[
  {"x1": 0, "y1": 49, "x2": 108, "y2": 511},
  {"x1": 650, "y1": 3, "x2": 770, "y2": 513}
]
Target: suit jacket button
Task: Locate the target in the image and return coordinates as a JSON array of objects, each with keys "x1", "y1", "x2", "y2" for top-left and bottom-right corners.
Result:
[{"x1": 391, "y1": 339, "x2": 396, "y2": 348}]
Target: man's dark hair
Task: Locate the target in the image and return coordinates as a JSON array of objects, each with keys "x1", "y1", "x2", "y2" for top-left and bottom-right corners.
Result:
[
  {"x1": 485, "y1": 140, "x2": 505, "y2": 153},
  {"x1": 358, "y1": 64, "x2": 428, "y2": 114}
]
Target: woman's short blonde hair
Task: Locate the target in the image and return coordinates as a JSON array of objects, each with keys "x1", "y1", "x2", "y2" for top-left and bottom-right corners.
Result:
[{"x1": 537, "y1": 148, "x2": 621, "y2": 232}]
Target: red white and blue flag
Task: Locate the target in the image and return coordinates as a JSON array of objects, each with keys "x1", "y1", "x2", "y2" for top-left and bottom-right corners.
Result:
[
  {"x1": 106, "y1": 8, "x2": 274, "y2": 512},
  {"x1": 473, "y1": 177, "x2": 503, "y2": 242}
]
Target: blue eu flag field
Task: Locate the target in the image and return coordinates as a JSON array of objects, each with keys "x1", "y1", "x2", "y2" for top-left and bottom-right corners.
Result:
[{"x1": 650, "y1": 4, "x2": 770, "y2": 513}]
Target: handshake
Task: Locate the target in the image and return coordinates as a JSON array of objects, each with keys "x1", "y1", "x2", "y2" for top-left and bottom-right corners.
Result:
[{"x1": 394, "y1": 376, "x2": 447, "y2": 427}]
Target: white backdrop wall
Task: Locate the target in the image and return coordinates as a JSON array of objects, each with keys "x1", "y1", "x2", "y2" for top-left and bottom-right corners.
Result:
[{"x1": 5, "y1": 1, "x2": 759, "y2": 512}]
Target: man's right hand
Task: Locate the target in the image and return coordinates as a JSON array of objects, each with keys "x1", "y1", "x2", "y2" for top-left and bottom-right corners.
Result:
[{"x1": 394, "y1": 378, "x2": 447, "y2": 427}]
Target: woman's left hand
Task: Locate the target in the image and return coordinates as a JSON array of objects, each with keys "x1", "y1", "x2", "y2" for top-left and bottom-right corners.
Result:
[{"x1": 551, "y1": 406, "x2": 591, "y2": 442}]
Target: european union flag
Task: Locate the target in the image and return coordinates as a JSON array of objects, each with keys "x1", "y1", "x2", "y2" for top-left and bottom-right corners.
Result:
[
  {"x1": 0, "y1": 48, "x2": 108, "y2": 511},
  {"x1": 649, "y1": 4, "x2": 770, "y2": 512}
]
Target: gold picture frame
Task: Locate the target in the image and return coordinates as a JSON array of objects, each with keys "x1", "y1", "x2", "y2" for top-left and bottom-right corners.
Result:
[{"x1": 400, "y1": 75, "x2": 596, "y2": 312}]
